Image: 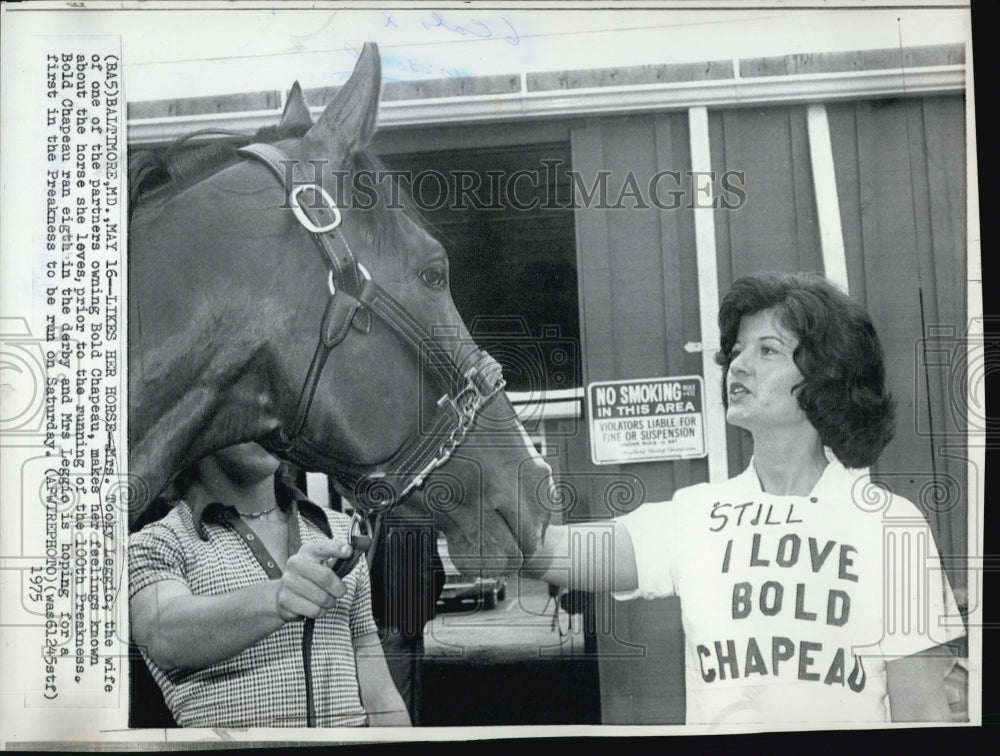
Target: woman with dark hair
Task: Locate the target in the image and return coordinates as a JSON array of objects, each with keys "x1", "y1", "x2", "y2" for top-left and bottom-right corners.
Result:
[
  {"x1": 527, "y1": 272, "x2": 963, "y2": 726},
  {"x1": 717, "y1": 272, "x2": 895, "y2": 470}
]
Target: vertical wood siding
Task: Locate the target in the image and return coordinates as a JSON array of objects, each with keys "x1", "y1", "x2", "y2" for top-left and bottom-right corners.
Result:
[
  {"x1": 709, "y1": 105, "x2": 824, "y2": 477},
  {"x1": 826, "y1": 95, "x2": 968, "y2": 592},
  {"x1": 573, "y1": 113, "x2": 703, "y2": 724}
]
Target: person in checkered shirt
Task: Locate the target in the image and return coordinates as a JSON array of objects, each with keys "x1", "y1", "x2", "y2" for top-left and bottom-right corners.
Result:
[{"x1": 129, "y1": 442, "x2": 410, "y2": 728}]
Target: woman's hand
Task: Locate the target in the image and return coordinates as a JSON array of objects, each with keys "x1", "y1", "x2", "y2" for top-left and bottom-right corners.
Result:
[{"x1": 521, "y1": 521, "x2": 638, "y2": 594}]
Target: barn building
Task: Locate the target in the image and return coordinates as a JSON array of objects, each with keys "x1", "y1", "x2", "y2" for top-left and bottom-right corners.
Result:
[{"x1": 128, "y1": 22, "x2": 975, "y2": 727}]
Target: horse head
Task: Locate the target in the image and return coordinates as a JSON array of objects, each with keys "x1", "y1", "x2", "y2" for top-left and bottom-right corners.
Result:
[{"x1": 128, "y1": 44, "x2": 553, "y2": 571}]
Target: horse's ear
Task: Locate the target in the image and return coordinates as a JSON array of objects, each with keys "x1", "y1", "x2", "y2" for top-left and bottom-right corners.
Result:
[
  {"x1": 305, "y1": 42, "x2": 381, "y2": 158},
  {"x1": 279, "y1": 81, "x2": 313, "y2": 130}
]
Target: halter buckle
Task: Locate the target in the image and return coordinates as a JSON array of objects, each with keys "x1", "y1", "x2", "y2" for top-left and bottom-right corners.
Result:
[
  {"x1": 327, "y1": 262, "x2": 372, "y2": 297},
  {"x1": 347, "y1": 508, "x2": 372, "y2": 542},
  {"x1": 290, "y1": 184, "x2": 342, "y2": 234}
]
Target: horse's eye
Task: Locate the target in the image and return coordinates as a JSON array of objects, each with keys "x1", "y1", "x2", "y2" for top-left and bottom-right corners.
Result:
[{"x1": 420, "y1": 266, "x2": 448, "y2": 289}]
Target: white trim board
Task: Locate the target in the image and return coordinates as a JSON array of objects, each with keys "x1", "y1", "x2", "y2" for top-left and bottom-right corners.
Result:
[{"x1": 128, "y1": 65, "x2": 964, "y2": 146}]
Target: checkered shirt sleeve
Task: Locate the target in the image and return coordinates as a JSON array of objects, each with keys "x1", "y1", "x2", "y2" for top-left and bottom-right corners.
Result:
[
  {"x1": 347, "y1": 550, "x2": 377, "y2": 639},
  {"x1": 128, "y1": 511, "x2": 189, "y2": 598},
  {"x1": 128, "y1": 503, "x2": 378, "y2": 727}
]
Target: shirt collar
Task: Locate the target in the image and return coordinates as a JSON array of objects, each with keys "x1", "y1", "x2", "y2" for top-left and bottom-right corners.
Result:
[
  {"x1": 744, "y1": 448, "x2": 859, "y2": 500},
  {"x1": 189, "y1": 480, "x2": 333, "y2": 541}
]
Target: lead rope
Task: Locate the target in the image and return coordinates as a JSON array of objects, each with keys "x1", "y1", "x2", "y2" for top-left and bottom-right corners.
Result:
[{"x1": 303, "y1": 510, "x2": 380, "y2": 727}]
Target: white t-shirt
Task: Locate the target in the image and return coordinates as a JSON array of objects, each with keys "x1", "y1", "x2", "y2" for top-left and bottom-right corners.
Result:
[{"x1": 615, "y1": 456, "x2": 963, "y2": 726}]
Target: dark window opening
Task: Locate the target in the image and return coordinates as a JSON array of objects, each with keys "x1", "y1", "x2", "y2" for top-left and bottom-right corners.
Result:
[{"x1": 385, "y1": 143, "x2": 581, "y2": 395}]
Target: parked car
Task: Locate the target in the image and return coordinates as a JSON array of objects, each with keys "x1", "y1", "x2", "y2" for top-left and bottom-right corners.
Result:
[{"x1": 435, "y1": 536, "x2": 507, "y2": 610}]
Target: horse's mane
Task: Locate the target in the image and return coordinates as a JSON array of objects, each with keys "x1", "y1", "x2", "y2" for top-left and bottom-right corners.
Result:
[
  {"x1": 128, "y1": 124, "x2": 312, "y2": 217},
  {"x1": 128, "y1": 125, "x2": 440, "y2": 259}
]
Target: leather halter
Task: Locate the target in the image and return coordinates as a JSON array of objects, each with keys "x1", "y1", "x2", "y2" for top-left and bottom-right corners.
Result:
[{"x1": 236, "y1": 143, "x2": 506, "y2": 515}]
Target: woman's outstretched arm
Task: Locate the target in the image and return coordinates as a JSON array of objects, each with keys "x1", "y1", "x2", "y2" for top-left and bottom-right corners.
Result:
[{"x1": 522, "y1": 520, "x2": 639, "y2": 594}]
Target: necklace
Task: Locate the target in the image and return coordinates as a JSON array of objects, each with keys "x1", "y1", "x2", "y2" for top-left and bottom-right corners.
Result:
[{"x1": 235, "y1": 503, "x2": 279, "y2": 519}]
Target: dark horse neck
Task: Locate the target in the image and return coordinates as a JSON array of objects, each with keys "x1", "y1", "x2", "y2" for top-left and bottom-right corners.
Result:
[{"x1": 126, "y1": 278, "x2": 301, "y2": 526}]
